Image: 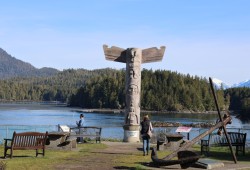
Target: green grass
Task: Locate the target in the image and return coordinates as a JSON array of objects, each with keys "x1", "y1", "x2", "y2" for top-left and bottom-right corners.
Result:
[
  {"x1": 1, "y1": 143, "x2": 249, "y2": 170},
  {"x1": 112, "y1": 147, "x2": 173, "y2": 169},
  {"x1": 0, "y1": 143, "x2": 107, "y2": 170},
  {"x1": 101, "y1": 138, "x2": 123, "y2": 142},
  {"x1": 0, "y1": 143, "x2": 171, "y2": 170},
  {"x1": 114, "y1": 145, "x2": 250, "y2": 169},
  {"x1": 193, "y1": 144, "x2": 250, "y2": 162}
]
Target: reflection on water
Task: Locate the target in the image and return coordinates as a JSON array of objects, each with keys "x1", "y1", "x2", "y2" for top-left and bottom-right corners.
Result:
[{"x1": 0, "y1": 104, "x2": 249, "y2": 142}]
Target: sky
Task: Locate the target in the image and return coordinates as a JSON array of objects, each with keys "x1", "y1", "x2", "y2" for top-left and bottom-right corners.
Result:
[{"x1": 0, "y1": 0, "x2": 250, "y2": 85}]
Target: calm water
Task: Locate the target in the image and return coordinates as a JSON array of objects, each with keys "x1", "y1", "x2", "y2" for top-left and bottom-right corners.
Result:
[{"x1": 0, "y1": 104, "x2": 249, "y2": 143}]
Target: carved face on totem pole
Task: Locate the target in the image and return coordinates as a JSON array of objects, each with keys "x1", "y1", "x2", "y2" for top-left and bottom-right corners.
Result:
[
  {"x1": 124, "y1": 48, "x2": 142, "y2": 126},
  {"x1": 125, "y1": 86, "x2": 139, "y2": 125}
]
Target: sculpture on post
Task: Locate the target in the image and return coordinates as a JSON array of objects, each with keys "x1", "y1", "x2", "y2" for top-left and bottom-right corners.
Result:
[{"x1": 103, "y1": 45, "x2": 165, "y2": 142}]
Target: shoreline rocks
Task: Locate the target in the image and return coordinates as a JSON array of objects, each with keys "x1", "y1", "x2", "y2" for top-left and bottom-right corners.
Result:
[{"x1": 152, "y1": 121, "x2": 216, "y2": 128}]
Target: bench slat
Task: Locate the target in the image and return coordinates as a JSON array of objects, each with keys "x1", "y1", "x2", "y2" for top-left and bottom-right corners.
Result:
[{"x1": 69, "y1": 127, "x2": 102, "y2": 143}]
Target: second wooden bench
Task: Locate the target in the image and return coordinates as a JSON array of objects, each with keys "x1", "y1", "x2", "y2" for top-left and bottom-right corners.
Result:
[
  {"x1": 201, "y1": 132, "x2": 247, "y2": 156},
  {"x1": 69, "y1": 126, "x2": 102, "y2": 143}
]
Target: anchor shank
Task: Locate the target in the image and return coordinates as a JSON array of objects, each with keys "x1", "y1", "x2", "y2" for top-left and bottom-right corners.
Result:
[{"x1": 209, "y1": 77, "x2": 237, "y2": 164}]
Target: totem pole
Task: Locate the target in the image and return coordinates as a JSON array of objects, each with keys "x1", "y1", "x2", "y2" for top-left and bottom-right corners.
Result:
[{"x1": 103, "y1": 45, "x2": 165, "y2": 142}]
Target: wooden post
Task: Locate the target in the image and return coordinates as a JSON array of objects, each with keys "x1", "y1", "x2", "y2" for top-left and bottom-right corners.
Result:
[{"x1": 209, "y1": 77, "x2": 237, "y2": 164}]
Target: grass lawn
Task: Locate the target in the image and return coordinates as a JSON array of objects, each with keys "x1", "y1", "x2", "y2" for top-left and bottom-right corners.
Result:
[
  {"x1": 0, "y1": 142, "x2": 172, "y2": 170},
  {"x1": 0, "y1": 142, "x2": 249, "y2": 170},
  {"x1": 0, "y1": 143, "x2": 107, "y2": 170},
  {"x1": 113, "y1": 145, "x2": 250, "y2": 169},
  {"x1": 193, "y1": 145, "x2": 250, "y2": 162},
  {"x1": 112, "y1": 147, "x2": 173, "y2": 170}
]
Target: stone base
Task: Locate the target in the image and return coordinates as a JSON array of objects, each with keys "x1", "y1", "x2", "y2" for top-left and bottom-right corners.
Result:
[
  {"x1": 194, "y1": 158, "x2": 224, "y2": 169},
  {"x1": 123, "y1": 125, "x2": 140, "y2": 143},
  {"x1": 46, "y1": 138, "x2": 77, "y2": 150},
  {"x1": 46, "y1": 132, "x2": 77, "y2": 150}
]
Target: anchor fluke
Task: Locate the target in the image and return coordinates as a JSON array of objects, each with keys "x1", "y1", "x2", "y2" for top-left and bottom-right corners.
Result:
[{"x1": 151, "y1": 148, "x2": 200, "y2": 169}]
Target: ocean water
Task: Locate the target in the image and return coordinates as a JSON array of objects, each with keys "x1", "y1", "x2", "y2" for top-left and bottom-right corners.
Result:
[{"x1": 0, "y1": 104, "x2": 249, "y2": 143}]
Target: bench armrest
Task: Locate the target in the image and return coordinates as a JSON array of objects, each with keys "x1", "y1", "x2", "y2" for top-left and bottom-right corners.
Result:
[
  {"x1": 4, "y1": 138, "x2": 12, "y2": 141},
  {"x1": 4, "y1": 138, "x2": 12, "y2": 146}
]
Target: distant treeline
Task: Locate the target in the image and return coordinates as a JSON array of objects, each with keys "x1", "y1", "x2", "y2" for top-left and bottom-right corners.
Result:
[
  {"x1": 0, "y1": 68, "x2": 249, "y2": 116},
  {"x1": 225, "y1": 87, "x2": 250, "y2": 118},
  {"x1": 0, "y1": 68, "x2": 115, "y2": 103},
  {"x1": 70, "y1": 69, "x2": 226, "y2": 112}
]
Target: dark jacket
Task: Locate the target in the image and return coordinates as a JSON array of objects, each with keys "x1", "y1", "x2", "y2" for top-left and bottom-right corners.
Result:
[
  {"x1": 140, "y1": 120, "x2": 150, "y2": 135},
  {"x1": 77, "y1": 118, "x2": 84, "y2": 127}
]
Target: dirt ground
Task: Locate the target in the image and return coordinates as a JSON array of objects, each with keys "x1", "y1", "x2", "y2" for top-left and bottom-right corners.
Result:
[{"x1": 53, "y1": 142, "x2": 250, "y2": 170}]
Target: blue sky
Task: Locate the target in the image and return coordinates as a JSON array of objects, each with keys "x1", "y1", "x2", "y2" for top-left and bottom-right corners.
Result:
[{"x1": 0, "y1": 0, "x2": 250, "y2": 85}]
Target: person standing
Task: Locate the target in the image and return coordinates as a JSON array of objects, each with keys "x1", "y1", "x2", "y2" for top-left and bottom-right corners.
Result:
[
  {"x1": 140, "y1": 115, "x2": 153, "y2": 156},
  {"x1": 76, "y1": 113, "x2": 84, "y2": 127},
  {"x1": 76, "y1": 113, "x2": 84, "y2": 143}
]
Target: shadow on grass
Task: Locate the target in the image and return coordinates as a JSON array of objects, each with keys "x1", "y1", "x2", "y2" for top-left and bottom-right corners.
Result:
[
  {"x1": 205, "y1": 150, "x2": 250, "y2": 162},
  {"x1": 135, "y1": 148, "x2": 250, "y2": 169},
  {"x1": 137, "y1": 148, "x2": 143, "y2": 151},
  {"x1": 0, "y1": 155, "x2": 32, "y2": 159},
  {"x1": 90, "y1": 151, "x2": 135, "y2": 156},
  {"x1": 137, "y1": 147, "x2": 154, "y2": 151},
  {"x1": 113, "y1": 166, "x2": 138, "y2": 170},
  {"x1": 139, "y1": 162, "x2": 180, "y2": 169},
  {"x1": 113, "y1": 163, "x2": 166, "y2": 170}
]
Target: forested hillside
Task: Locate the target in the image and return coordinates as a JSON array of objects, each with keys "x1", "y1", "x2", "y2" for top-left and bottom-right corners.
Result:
[
  {"x1": 225, "y1": 87, "x2": 250, "y2": 118},
  {"x1": 0, "y1": 48, "x2": 59, "y2": 79},
  {"x1": 0, "y1": 68, "x2": 122, "y2": 103},
  {"x1": 69, "y1": 69, "x2": 227, "y2": 112},
  {"x1": 0, "y1": 67, "x2": 249, "y2": 117}
]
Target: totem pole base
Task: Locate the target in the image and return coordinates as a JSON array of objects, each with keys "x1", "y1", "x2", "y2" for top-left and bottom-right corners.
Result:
[{"x1": 123, "y1": 125, "x2": 140, "y2": 143}]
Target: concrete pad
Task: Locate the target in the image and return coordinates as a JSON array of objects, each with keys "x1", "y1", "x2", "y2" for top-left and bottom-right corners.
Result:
[{"x1": 194, "y1": 158, "x2": 224, "y2": 169}]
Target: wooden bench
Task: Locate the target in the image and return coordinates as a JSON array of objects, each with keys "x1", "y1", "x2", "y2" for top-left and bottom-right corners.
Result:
[
  {"x1": 201, "y1": 132, "x2": 247, "y2": 156},
  {"x1": 4, "y1": 131, "x2": 48, "y2": 158},
  {"x1": 69, "y1": 126, "x2": 102, "y2": 143}
]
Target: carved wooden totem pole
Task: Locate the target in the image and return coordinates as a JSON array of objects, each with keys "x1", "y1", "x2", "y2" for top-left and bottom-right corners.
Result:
[{"x1": 103, "y1": 45, "x2": 165, "y2": 142}]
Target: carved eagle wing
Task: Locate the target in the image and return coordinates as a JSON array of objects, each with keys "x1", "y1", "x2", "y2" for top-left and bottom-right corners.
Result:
[
  {"x1": 142, "y1": 46, "x2": 166, "y2": 63},
  {"x1": 103, "y1": 45, "x2": 126, "y2": 63}
]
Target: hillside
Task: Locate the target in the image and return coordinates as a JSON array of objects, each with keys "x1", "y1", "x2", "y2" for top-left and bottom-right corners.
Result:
[{"x1": 0, "y1": 48, "x2": 59, "y2": 79}]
